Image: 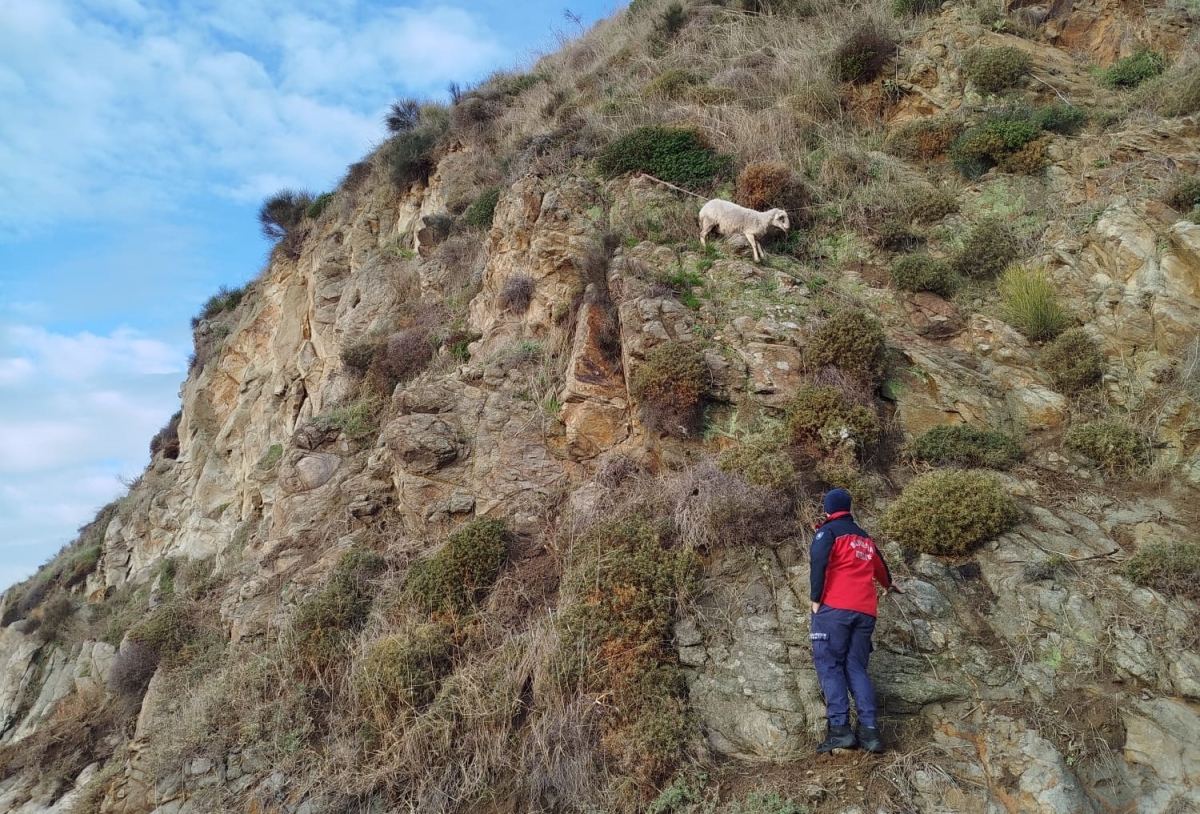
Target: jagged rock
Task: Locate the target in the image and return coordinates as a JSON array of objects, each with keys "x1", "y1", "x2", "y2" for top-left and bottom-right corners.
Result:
[{"x1": 385, "y1": 414, "x2": 461, "y2": 475}]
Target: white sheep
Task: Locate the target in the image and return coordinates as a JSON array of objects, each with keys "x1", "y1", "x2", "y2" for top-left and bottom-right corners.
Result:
[{"x1": 698, "y1": 199, "x2": 790, "y2": 263}]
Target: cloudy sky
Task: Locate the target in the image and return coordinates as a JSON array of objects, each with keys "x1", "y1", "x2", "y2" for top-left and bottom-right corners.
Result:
[{"x1": 0, "y1": 0, "x2": 613, "y2": 591}]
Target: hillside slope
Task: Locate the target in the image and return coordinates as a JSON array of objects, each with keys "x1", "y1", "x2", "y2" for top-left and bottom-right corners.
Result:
[{"x1": 2, "y1": 1, "x2": 1200, "y2": 813}]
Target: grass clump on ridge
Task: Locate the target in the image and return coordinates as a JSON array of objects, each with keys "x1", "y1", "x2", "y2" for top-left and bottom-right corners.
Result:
[
  {"x1": 1163, "y1": 175, "x2": 1200, "y2": 216},
  {"x1": 806, "y1": 308, "x2": 888, "y2": 383},
  {"x1": 785, "y1": 385, "x2": 880, "y2": 460},
  {"x1": 998, "y1": 265, "x2": 1072, "y2": 341},
  {"x1": 597, "y1": 126, "x2": 733, "y2": 191},
  {"x1": 405, "y1": 518, "x2": 509, "y2": 615},
  {"x1": 1100, "y1": 49, "x2": 1167, "y2": 88},
  {"x1": 1040, "y1": 329, "x2": 1104, "y2": 392},
  {"x1": 1122, "y1": 542, "x2": 1200, "y2": 603},
  {"x1": 905, "y1": 425, "x2": 1023, "y2": 469},
  {"x1": 1065, "y1": 419, "x2": 1147, "y2": 475},
  {"x1": 962, "y1": 46, "x2": 1033, "y2": 94},
  {"x1": 631, "y1": 340, "x2": 709, "y2": 438},
  {"x1": 881, "y1": 469, "x2": 1020, "y2": 555}
]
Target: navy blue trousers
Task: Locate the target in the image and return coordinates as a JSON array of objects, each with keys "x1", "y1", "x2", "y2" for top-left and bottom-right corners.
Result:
[{"x1": 810, "y1": 605, "x2": 878, "y2": 728}]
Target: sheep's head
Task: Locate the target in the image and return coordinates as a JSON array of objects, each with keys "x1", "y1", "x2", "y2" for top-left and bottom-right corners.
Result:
[{"x1": 769, "y1": 209, "x2": 790, "y2": 232}]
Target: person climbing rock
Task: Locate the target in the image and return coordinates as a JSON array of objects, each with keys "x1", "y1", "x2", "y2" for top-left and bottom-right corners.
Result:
[{"x1": 809, "y1": 487, "x2": 903, "y2": 754}]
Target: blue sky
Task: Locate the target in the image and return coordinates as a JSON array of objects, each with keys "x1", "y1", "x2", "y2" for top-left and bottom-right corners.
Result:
[{"x1": 0, "y1": 0, "x2": 615, "y2": 592}]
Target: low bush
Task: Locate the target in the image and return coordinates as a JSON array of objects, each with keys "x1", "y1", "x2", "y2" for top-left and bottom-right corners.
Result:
[
  {"x1": 1157, "y1": 65, "x2": 1200, "y2": 117},
  {"x1": 949, "y1": 114, "x2": 1042, "y2": 178},
  {"x1": 385, "y1": 98, "x2": 422, "y2": 134},
  {"x1": 405, "y1": 518, "x2": 509, "y2": 615},
  {"x1": 149, "y1": 410, "x2": 182, "y2": 459},
  {"x1": 1100, "y1": 49, "x2": 1167, "y2": 88},
  {"x1": 1163, "y1": 176, "x2": 1200, "y2": 214},
  {"x1": 1031, "y1": 103, "x2": 1087, "y2": 135},
  {"x1": 833, "y1": 24, "x2": 896, "y2": 84},
  {"x1": 909, "y1": 187, "x2": 961, "y2": 224},
  {"x1": 385, "y1": 106, "x2": 449, "y2": 189},
  {"x1": 109, "y1": 641, "x2": 160, "y2": 700},
  {"x1": 356, "y1": 623, "x2": 454, "y2": 720},
  {"x1": 259, "y1": 189, "x2": 313, "y2": 240},
  {"x1": 906, "y1": 425, "x2": 1023, "y2": 469},
  {"x1": 785, "y1": 385, "x2": 880, "y2": 459},
  {"x1": 876, "y1": 219, "x2": 924, "y2": 251},
  {"x1": 962, "y1": 46, "x2": 1033, "y2": 94},
  {"x1": 1065, "y1": 419, "x2": 1147, "y2": 475},
  {"x1": 999, "y1": 265, "x2": 1072, "y2": 341},
  {"x1": 952, "y1": 217, "x2": 1019, "y2": 279},
  {"x1": 193, "y1": 284, "x2": 246, "y2": 326},
  {"x1": 891, "y1": 254, "x2": 958, "y2": 297},
  {"x1": 631, "y1": 341, "x2": 709, "y2": 438},
  {"x1": 806, "y1": 309, "x2": 888, "y2": 383},
  {"x1": 597, "y1": 126, "x2": 733, "y2": 191},
  {"x1": 671, "y1": 460, "x2": 797, "y2": 549},
  {"x1": 37, "y1": 593, "x2": 76, "y2": 643},
  {"x1": 128, "y1": 602, "x2": 194, "y2": 654},
  {"x1": 292, "y1": 547, "x2": 386, "y2": 672},
  {"x1": 719, "y1": 425, "x2": 798, "y2": 492},
  {"x1": 815, "y1": 457, "x2": 871, "y2": 506},
  {"x1": 309, "y1": 399, "x2": 381, "y2": 442},
  {"x1": 884, "y1": 118, "x2": 965, "y2": 160},
  {"x1": 1040, "y1": 329, "x2": 1104, "y2": 392},
  {"x1": 1122, "y1": 542, "x2": 1200, "y2": 602},
  {"x1": 644, "y1": 69, "x2": 704, "y2": 101},
  {"x1": 499, "y1": 273, "x2": 536, "y2": 313},
  {"x1": 880, "y1": 469, "x2": 1020, "y2": 555},
  {"x1": 735, "y1": 163, "x2": 812, "y2": 221},
  {"x1": 892, "y1": 0, "x2": 941, "y2": 14},
  {"x1": 462, "y1": 186, "x2": 501, "y2": 229}
]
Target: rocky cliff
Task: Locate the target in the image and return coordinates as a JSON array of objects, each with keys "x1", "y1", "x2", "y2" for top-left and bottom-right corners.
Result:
[{"x1": 2, "y1": 1, "x2": 1200, "y2": 813}]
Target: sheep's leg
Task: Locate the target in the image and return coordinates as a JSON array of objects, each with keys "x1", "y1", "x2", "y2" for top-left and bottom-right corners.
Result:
[
  {"x1": 748, "y1": 233, "x2": 761, "y2": 263},
  {"x1": 700, "y1": 221, "x2": 714, "y2": 247}
]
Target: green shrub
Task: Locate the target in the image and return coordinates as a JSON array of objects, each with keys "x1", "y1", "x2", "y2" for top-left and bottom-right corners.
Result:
[
  {"x1": 999, "y1": 265, "x2": 1072, "y2": 341},
  {"x1": 305, "y1": 192, "x2": 334, "y2": 219},
  {"x1": 952, "y1": 217, "x2": 1019, "y2": 279},
  {"x1": 340, "y1": 339, "x2": 377, "y2": 374},
  {"x1": 1100, "y1": 49, "x2": 1167, "y2": 88},
  {"x1": 909, "y1": 187, "x2": 960, "y2": 224},
  {"x1": 891, "y1": 254, "x2": 958, "y2": 297},
  {"x1": 356, "y1": 623, "x2": 454, "y2": 718},
  {"x1": 875, "y1": 219, "x2": 924, "y2": 251},
  {"x1": 405, "y1": 518, "x2": 509, "y2": 615},
  {"x1": 149, "y1": 410, "x2": 182, "y2": 460},
  {"x1": 644, "y1": 69, "x2": 705, "y2": 100},
  {"x1": 310, "y1": 400, "x2": 380, "y2": 442},
  {"x1": 384, "y1": 98, "x2": 421, "y2": 134},
  {"x1": 259, "y1": 189, "x2": 313, "y2": 240},
  {"x1": 949, "y1": 114, "x2": 1041, "y2": 178},
  {"x1": 656, "y1": 2, "x2": 688, "y2": 39},
  {"x1": 880, "y1": 469, "x2": 1020, "y2": 554},
  {"x1": 128, "y1": 603, "x2": 194, "y2": 655},
  {"x1": 718, "y1": 424, "x2": 798, "y2": 492},
  {"x1": 962, "y1": 46, "x2": 1033, "y2": 94},
  {"x1": 386, "y1": 113, "x2": 447, "y2": 189},
  {"x1": 292, "y1": 548, "x2": 386, "y2": 671},
  {"x1": 833, "y1": 24, "x2": 896, "y2": 84},
  {"x1": 1122, "y1": 542, "x2": 1200, "y2": 602},
  {"x1": 1164, "y1": 176, "x2": 1200, "y2": 214},
  {"x1": 806, "y1": 309, "x2": 888, "y2": 383},
  {"x1": 906, "y1": 425, "x2": 1023, "y2": 469},
  {"x1": 597, "y1": 126, "x2": 733, "y2": 191},
  {"x1": 1031, "y1": 103, "x2": 1087, "y2": 135},
  {"x1": 462, "y1": 186, "x2": 501, "y2": 229},
  {"x1": 1040, "y1": 329, "x2": 1104, "y2": 392},
  {"x1": 631, "y1": 341, "x2": 709, "y2": 438},
  {"x1": 885, "y1": 118, "x2": 965, "y2": 160},
  {"x1": 785, "y1": 385, "x2": 880, "y2": 458},
  {"x1": 193, "y1": 285, "x2": 246, "y2": 326},
  {"x1": 815, "y1": 457, "x2": 871, "y2": 505},
  {"x1": 1065, "y1": 419, "x2": 1147, "y2": 474},
  {"x1": 892, "y1": 0, "x2": 941, "y2": 15}
]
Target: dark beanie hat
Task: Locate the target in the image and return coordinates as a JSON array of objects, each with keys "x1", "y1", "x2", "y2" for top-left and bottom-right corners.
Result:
[{"x1": 823, "y1": 488, "x2": 852, "y2": 515}]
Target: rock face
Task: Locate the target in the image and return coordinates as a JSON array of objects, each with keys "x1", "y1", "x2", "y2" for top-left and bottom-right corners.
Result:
[{"x1": 3, "y1": 2, "x2": 1200, "y2": 813}]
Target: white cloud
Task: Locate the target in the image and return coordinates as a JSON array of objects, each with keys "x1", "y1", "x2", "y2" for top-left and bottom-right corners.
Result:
[{"x1": 0, "y1": 0, "x2": 506, "y2": 236}]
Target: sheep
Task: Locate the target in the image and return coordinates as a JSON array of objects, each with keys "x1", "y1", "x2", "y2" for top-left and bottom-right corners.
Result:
[{"x1": 698, "y1": 199, "x2": 790, "y2": 263}]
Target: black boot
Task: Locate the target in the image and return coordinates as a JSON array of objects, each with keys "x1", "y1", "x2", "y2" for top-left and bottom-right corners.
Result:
[
  {"x1": 816, "y1": 724, "x2": 857, "y2": 753},
  {"x1": 857, "y1": 724, "x2": 884, "y2": 753}
]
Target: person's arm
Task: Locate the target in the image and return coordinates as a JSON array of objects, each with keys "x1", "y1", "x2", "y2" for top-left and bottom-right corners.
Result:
[{"x1": 810, "y1": 529, "x2": 833, "y2": 612}]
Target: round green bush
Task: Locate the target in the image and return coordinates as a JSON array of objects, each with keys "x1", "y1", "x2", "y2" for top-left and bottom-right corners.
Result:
[
  {"x1": 406, "y1": 518, "x2": 509, "y2": 615},
  {"x1": 1031, "y1": 103, "x2": 1087, "y2": 135},
  {"x1": 1122, "y1": 542, "x2": 1200, "y2": 602},
  {"x1": 785, "y1": 385, "x2": 880, "y2": 458},
  {"x1": 891, "y1": 254, "x2": 958, "y2": 297},
  {"x1": 1065, "y1": 420, "x2": 1147, "y2": 475},
  {"x1": 597, "y1": 126, "x2": 733, "y2": 191},
  {"x1": 631, "y1": 340, "x2": 710, "y2": 437},
  {"x1": 1040, "y1": 329, "x2": 1104, "y2": 392},
  {"x1": 880, "y1": 469, "x2": 1020, "y2": 555},
  {"x1": 356, "y1": 623, "x2": 454, "y2": 715},
  {"x1": 807, "y1": 309, "x2": 888, "y2": 382},
  {"x1": 962, "y1": 46, "x2": 1033, "y2": 94},
  {"x1": 906, "y1": 425, "x2": 1023, "y2": 469},
  {"x1": 952, "y1": 217, "x2": 1019, "y2": 279},
  {"x1": 1101, "y1": 49, "x2": 1167, "y2": 89},
  {"x1": 462, "y1": 187, "x2": 501, "y2": 230},
  {"x1": 833, "y1": 25, "x2": 896, "y2": 84},
  {"x1": 949, "y1": 116, "x2": 1041, "y2": 178}
]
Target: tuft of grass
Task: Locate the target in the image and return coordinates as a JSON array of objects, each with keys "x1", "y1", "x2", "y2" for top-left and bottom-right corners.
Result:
[
  {"x1": 881, "y1": 469, "x2": 1020, "y2": 555},
  {"x1": 962, "y1": 46, "x2": 1033, "y2": 94},
  {"x1": 891, "y1": 254, "x2": 959, "y2": 297},
  {"x1": 597, "y1": 126, "x2": 733, "y2": 192},
  {"x1": 785, "y1": 385, "x2": 879, "y2": 459},
  {"x1": 1163, "y1": 176, "x2": 1200, "y2": 215},
  {"x1": 384, "y1": 104, "x2": 450, "y2": 189},
  {"x1": 384, "y1": 98, "x2": 422, "y2": 134},
  {"x1": 892, "y1": 0, "x2": 941, "y2": 14},
  {"x1": 405, "y1": 518, "x2": 509, "y2": 615},
  {"x1": 1065, "y1": 419, "x2": 1147, "y2": 475},
  {"x1": 1122, "y1": 542, "x2": 1200, "y2": 602},
  {"x1": 644, "y1": 68, "x2": 705, "y2": 101},
  {"x1": 806, "y1": 308, "x2": 888, "y2": 383},
  {"x1": 310, "y1": 399, "x2": 381, "y2": 442},
  {"x1": 952, "y1": 217, "x2": 1018, "y2": 279},
  {"x1": 998, "y1": 265, "x2": 1072, "y2": 341},
  {"x1": 905, "y1": 425, "x2": 1023, "y2": 469},
  {"x1": 149, "y1": 410, "x2": 182, "y2": 460},
  {"x1": 305, "y1": 192, "x2": 334, "y2": 220},
  {"x1": 499, "y1": 273, "x2": 536, "y2": 314},
  {"x1": 355, "y1": 623, "x2": 455, "y2": 721},
  {"x1": 193, "y1": 284, "x2": 247, "y2": 326},
  {"x1": 1156, "y1": 64, "x2": 1200, "y2": 117},
  {"x1": 1100, "y1": 49, "x2": 1167, "y2": 88},
  {"x1": 631, "y1": 341, "x2": 709, "y2": 438},
  {"x1": 1040, "y1": 329, "x2": 1104, "y2": 392},
  {"x1": 462, "y1": 186, "x2": 501, "y2": 229},
  {"x1": 259, "y1": 189, "x2": 313, "y2": 241}
]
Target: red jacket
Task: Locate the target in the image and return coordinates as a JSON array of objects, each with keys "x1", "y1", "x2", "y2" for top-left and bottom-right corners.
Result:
[{"x1": 809, "y1": 511, "x2": 892, "y2": 616}]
